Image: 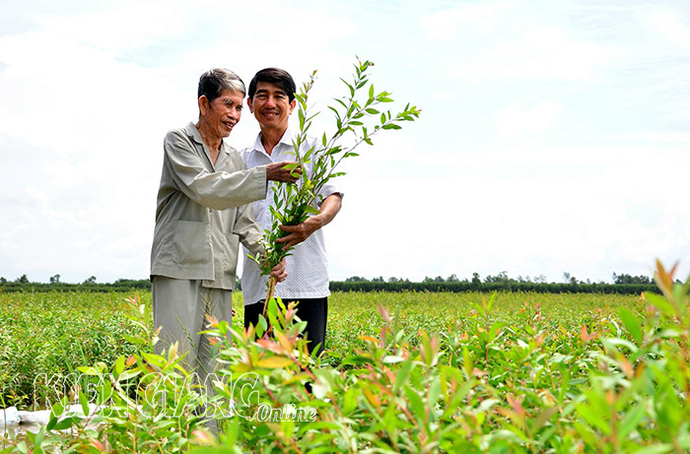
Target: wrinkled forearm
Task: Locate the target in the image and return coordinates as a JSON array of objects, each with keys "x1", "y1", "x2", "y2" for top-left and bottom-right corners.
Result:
[{"x1": 314, "y1": 193, "x2": 342, "y2": 228}]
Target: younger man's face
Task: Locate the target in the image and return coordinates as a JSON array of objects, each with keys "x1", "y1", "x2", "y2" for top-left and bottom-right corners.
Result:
[{"x1": 248, "y1": 81, "x2": 296, "y2": 129}]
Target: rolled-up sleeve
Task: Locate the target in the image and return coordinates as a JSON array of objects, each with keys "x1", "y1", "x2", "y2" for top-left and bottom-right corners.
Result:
[{"x1": 317, "y1": 180, "x2": 343, "y2": 208}]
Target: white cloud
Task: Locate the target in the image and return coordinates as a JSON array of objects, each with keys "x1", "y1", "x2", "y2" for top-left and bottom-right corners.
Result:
[
  {"x1": 326, "y1": 138, "x2": 690, "y2": 283},
  {"x1": 496, "y1": 100, "x2": 561, "y2": 137},
  {"x1": 0, "y1": 0, "x2": 366, "y2": 283},
  {"x1": 1, "y1": 1, "x2": 690, "y2": 284},
  {"x1": 421, "y1": 2, "x2": 613, "y2": 83},
  {"x1": 38, "y1": 2, "x2": 186, "y2": 53},
  {"x1": 636, "y1": 4, "x2": 690, "y2": 51},
  {"x1": 421, "y1": 2, "x2": 507, "y2": 40}
]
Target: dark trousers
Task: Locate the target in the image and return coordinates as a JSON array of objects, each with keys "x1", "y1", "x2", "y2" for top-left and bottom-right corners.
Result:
[{"x1": 244, "y1": 297, "x2": 328, "y2": 356}]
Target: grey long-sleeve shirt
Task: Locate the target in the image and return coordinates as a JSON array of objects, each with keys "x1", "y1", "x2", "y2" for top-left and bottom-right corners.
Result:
[{"x1": 150, "y1": 122, "x2": 267, "y2": 290}]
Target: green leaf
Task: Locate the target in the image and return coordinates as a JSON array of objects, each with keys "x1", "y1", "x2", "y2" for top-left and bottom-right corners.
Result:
[
  {"x1": 51, "y1": 416, "x2": 81, "y2": 431},
  {"x1": 113, "y1": 355, "x2": 125, "y2": 376},
  {"x1": 403, "y1": 385, "x2": 425, "y2": 418},
  {"x1": 142, "y1": 352, "x2": 166, "y2": 368},
  {"x1": 97, "y1": 380, "x2": 113, "y2": 405},
  {"x1": 78, "y1": 388, "x2": 90, "y2": 417},
  {"x1": 298, "y1": 108, "x2": 305, "y2": 129},
  {"x1": 46, "y1": 411, "x2": 59, "y2": 431},
  {"x1": 340, "y1": 77, "x2": 355, "y2": 97},
  {"x1": 531, "y1": 406, "x2": 559, "y2": 432},
  {"x1": 343, "y1": 387, "x2": 358, "y2": 414},
  {"x1": 477, "y1": 398, "x2": 500, "y2": 413},
  {"x1": 122, "y1": 334, "x2": 146, "y2": 345},
  {"x1": 33, "y1": 431, "x2": 46, "y2": 453},
  {"x1": 619, "y1": 401, "x2": 646, "y2": 438},
  {"x1": 382, "y1": 355, "x2": 404, "y2": 364},
  {"x1": 646, "y1": 292, "x2": 676, "y2": 317},
  {"x1": 462, "y1": 348, "x2": 473, "y2": 378},
  {"x1": 327, "y1": 105, "x2": 340, "y2": 119},
  {"x1": 633, "y1": 445, "x2": 674, "y2": 454},
  {"x1": 576, "y1": 402, "x2": 610, "y2": 434},
  {"x1": 77, "y1": 366, "x2": 100, "y2": 375},
  {"x1": 618, "y1": 307, "x2": 643, "y2": 345},
  {"x1": 428, "y1": 376, "x2": 442, "y2": 410},
  {"x1": 118, "y1": 370, "x2": 142, "y2": 381},
  {"x1": 601, "y1": 337, "x2": 638, "y2": 353}
]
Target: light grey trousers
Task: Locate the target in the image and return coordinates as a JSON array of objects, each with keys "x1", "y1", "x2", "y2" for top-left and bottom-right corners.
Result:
[{"x1": 151, "y1": 276, "x2": 233, "y2": 383}]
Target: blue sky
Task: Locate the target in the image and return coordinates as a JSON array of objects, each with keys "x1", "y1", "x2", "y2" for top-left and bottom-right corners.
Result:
[{"x1": 1, "y1": 0, "x2": 689, "y2": 284}]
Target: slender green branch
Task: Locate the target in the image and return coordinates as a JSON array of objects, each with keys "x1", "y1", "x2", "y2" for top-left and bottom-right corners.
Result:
[{"x1": 253, "y1": 57, "x2": 421, "y2": 296}]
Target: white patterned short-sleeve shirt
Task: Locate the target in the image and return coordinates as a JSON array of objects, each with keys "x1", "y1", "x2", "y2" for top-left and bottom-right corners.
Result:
[{"x1": 240, "y1": 127, "x2": 342, "y2": 305}]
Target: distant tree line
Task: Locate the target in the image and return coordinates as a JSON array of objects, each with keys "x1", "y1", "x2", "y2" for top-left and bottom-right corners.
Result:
[
  {"x1": 332, "y1": 271, "x2": 661, "y2": 295},
  {"x1": 0, "y1": 271, "x2": 662, "y2": 294},
  {"x1": 611, "y1": 273, "x2": 653, "y2": 285},
  {"x1": 0, "y1": 275, "x2": 150, "y2": 293}
]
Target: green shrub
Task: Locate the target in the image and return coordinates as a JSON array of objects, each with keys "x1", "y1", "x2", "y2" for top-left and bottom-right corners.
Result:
[
  {"x1": 0, "y1": 292, "x2": 146, "y2": 409},
  {"x1": 5, "y1": 263, "x2": 690, "y2": 452}
]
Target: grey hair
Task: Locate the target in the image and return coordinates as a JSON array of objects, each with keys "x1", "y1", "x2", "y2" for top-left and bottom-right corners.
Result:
[{"x1": 197, "y1": 68, "x2": 246, "y2": 102}]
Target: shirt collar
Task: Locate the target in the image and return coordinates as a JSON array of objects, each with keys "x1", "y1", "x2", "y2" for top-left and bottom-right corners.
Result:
[
  {"x1": 184, "y1": 121, "x2": 229, "y2": 156},
  {"x1": 184, "y1": 122, "x2": 203, "y2": 145},
  {"x1": 252, "y1": 125, "x2": 295, "y2": 156}
]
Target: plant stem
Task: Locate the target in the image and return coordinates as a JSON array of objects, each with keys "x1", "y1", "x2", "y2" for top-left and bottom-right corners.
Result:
[{"x1": 263, "y1": 276, "x2": 277, "y2": 316}]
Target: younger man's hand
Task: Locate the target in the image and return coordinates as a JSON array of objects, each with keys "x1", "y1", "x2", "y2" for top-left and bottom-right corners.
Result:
[{"x1": 269, "y1": 258, "x2": 288, "y2": 282}]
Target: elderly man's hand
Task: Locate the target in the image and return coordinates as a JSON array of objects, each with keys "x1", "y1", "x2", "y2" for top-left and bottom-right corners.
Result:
[
  {"x1": 269, "y1": 258, "x2": 288, "y2": 282},
  {"x1": 266, "y1": 161, "x2": 301, "y2": 183},
  {"x1": 276, "y1": 216, "x2": 322, "y2": 250}
]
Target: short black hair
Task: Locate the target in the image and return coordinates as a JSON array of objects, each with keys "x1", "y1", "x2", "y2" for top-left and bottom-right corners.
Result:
[
  {"x1": 248, "y1": 68, "x2": 296, "y2": 103},
  {"x1": 197, "y1": 68, "x2": 245, "y2": 103}
]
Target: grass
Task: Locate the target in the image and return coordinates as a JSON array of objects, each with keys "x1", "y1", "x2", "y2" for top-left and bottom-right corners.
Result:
[
  {"x1": 5, "y1": 284, "x2": 690, "y2": 452},
  {"x1": 0, "y1": 290, "x2": 641, "y2": 410},
  {"x1": 324, "y1": 291, "x2": 642, "y2": 361},
  {"x1": 0, "y1": 292, "x2": 145, "y2": 409}
]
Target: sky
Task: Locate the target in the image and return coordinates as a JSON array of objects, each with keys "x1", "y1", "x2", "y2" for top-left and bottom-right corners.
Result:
[{"x1": 1, "y1": 0, "x2": 689, "y2": 285}]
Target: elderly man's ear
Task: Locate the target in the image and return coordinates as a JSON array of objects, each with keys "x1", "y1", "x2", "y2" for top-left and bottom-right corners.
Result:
[{"x1": 198, "y1": 95, "x2": 210, "y2": 115}]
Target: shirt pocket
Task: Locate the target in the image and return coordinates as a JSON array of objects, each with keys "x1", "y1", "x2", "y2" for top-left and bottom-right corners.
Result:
[
  {"x1": 173, "y1": 220, "x2": 211, "y2": 265},
  {"x1": 222, "y1": 233, "x2": 240, "y2": 278}
]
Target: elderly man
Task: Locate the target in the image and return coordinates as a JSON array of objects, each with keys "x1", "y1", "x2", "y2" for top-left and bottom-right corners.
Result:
[
  {"x1": 241, "y1": 67, "x2": 343, "y2": 356},
  {"x1": 150, "y1": 68, "x2": 299, "y2": 378}
]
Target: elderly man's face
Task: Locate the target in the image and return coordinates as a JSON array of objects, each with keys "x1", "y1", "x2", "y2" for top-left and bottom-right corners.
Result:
[
  {"x1": 248, "y1": 81, "x2": 296, "y2": 130},
  {"x1": 200, "y1": 89, "x2": 244, "y2": 140}
]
